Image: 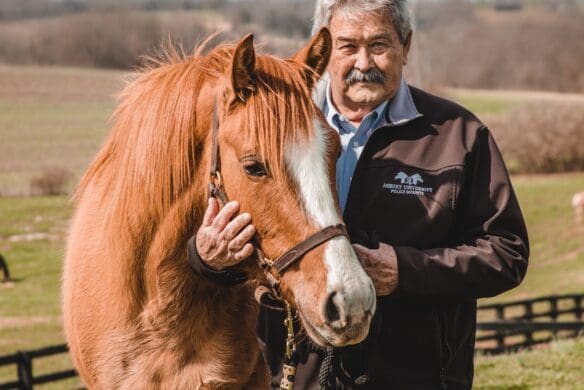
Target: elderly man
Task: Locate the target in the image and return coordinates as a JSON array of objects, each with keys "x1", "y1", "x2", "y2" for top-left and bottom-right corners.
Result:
[{"x1": 188, "y1": 0, "x2": 529, "y2": 388}]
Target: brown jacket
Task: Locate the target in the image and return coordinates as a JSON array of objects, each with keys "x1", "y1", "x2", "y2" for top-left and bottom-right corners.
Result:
[{"x1": 188, "y1": 86, "x2": 529, "y2": 389}]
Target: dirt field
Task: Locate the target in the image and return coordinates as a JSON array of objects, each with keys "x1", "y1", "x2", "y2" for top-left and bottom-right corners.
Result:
[{"x1": 0, "y1": 64, "x2": 123, "y2": 195}]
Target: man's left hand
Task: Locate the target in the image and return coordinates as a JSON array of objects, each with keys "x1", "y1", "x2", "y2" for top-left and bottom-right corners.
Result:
[{"x1": 353, "y1": 243, "x2": 398, "y2": 296}]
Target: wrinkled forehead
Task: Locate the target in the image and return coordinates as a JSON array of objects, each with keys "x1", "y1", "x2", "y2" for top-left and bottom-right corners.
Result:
[
  {"x1": 329, "y1": 5, "x2": 397, "y2": 39},
  {"x1": 331, "y1": 3, "x2": 390, "y2": 26}
]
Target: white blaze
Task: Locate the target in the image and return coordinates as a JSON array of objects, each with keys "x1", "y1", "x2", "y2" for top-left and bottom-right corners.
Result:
[{"x1": 285, "y1": 120, "x2": 375, "y2": 318}]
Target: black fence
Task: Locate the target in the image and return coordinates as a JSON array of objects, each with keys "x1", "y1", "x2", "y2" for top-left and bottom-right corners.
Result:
[
  {"x1": 476, "y1": 293, "x2": 584, "y2": 354},
  {"x1": 0, "y1": 344, "x2": 76, "y2": 390},
  {"x1": 0, "y1": 294, "x2": 583, "y2": 388}
]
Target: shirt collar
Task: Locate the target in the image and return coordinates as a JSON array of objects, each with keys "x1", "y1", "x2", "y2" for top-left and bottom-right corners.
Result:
[
  {"x1": 319, "y1": 75, "x2": 422, "y2": 128},
  {"x1": 385, "y1": 77, "x2": 422, "y2": 125},
  {"x1": 324, "y1": 83, "x2": 389, "y2": 132}
]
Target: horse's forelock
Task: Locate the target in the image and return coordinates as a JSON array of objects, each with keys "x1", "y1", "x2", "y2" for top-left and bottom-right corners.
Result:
[{"x1": 239, "y1": 55, "x2": 317, "y2": 184}]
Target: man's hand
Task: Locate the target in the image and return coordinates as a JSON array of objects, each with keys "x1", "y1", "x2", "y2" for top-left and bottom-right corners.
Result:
[
  {"x1": 353, "y1": 243, "x2": 398, "y2": 296},
  {"x1": 195, "y1": 198, "x2": 256, "y2": 270}
]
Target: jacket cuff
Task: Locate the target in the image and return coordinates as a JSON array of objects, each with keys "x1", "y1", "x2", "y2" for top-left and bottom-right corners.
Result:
[
  {"x1": 392, "y1": 246, "x2": 421, "y2": 296},
  {"x1": 187, "y1": 235, "x2": 247, "y2": 287}
]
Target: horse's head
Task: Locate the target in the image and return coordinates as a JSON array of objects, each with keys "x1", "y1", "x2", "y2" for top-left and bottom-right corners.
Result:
[{"x1": 209, "y1": 29, "x2": 375, "y2": 347}]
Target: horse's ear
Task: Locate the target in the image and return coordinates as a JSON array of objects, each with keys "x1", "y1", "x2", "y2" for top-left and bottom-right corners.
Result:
[
  {"x1": 292, "y1": 27, "x2": 332, "y2": 88},
  {"x1": 230, "y1": 33, "x2": 256, "y2": 104}
]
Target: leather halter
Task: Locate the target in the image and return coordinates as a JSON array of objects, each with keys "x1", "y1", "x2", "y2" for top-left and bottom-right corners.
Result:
[{"x1": 207, "y1": 101, "x2": 349, "y2": 291}]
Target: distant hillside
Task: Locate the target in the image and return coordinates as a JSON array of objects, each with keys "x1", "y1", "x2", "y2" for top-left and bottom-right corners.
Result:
[{"x1": 0, "y1": 1, "x2": 583, "y2": 91}]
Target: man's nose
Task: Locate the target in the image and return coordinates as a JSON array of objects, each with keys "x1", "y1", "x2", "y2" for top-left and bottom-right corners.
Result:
[{"x1": 354, "y1": 47, "x2": 373, "y2": 72}]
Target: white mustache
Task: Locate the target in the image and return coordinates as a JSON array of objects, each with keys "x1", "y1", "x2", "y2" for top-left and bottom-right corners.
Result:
[{"x1": 345, "y1": 68, "x2": 386, "y2": 86}]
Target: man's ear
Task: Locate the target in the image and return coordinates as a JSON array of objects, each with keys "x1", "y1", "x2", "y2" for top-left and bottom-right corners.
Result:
[
  {"x1": 291, "y1": 27, "x2": 332, "y2": 89},
  {"x1": 230, "y1": 33, "x2": 256, "y2": 104}
]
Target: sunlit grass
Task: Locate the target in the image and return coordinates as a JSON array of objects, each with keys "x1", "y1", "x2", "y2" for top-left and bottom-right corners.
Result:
[{"x1": 475, "y1": 338, "x2": 584, "y2": 389}]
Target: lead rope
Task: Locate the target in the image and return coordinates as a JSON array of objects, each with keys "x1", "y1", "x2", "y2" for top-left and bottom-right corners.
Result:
[{"x1": 318, "y1": 347, "x2": 337, "y2": 389}]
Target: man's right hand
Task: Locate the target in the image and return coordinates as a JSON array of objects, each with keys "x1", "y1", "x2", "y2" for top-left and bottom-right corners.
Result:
[{"x1": 195, "y1": 198, "x2": 256, "y2": 270}]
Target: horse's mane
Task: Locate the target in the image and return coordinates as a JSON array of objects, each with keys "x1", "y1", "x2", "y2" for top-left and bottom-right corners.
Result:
[{"x1": 75, "y1": 40, "x2": 317, "y2": 220}]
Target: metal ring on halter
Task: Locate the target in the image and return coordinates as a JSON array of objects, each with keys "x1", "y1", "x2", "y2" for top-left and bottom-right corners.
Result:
[{"x1": 211, "y1": 170, "x2": 223, "y2": 187}]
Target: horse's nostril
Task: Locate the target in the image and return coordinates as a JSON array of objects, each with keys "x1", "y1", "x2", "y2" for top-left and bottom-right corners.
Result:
[{"x1": 324, "y1": 291, "x2": 341, "y2": 324}]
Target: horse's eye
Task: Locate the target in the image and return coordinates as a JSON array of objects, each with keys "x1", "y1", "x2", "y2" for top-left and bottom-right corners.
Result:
[{"x1": 243, "y1": 162, "x2": 267, "y2": 177}]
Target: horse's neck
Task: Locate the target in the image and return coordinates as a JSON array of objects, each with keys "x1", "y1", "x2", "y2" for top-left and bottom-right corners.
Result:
[{"x1": 140, "y1": 273, "x2": 263, "y2": 383}]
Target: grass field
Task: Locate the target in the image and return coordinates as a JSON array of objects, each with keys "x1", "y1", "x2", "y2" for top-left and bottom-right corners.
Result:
[
  {"x1": 474, "y1": 338, "x2": 584, "y2": 389},
  {"x1": 0, "y1": 64, "x2": 123, "y2": 196},
  {"x1": 0, "y1": 65, "x2": 583, "y2": 388},
  {"x1": 0, "y1": 196, "x2": 81, "y2": 389},
  {"x1": 445, "y1": 87, "x2": 584, "y2": 116}
]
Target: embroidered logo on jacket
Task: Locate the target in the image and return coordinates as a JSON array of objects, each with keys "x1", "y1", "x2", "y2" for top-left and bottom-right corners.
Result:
[
  {"x1": 383, "y1": 171, "x2": 433, "y2": 196},
  {"x1": 394, "y1": 172, "x2": 424, "y2": 185}
]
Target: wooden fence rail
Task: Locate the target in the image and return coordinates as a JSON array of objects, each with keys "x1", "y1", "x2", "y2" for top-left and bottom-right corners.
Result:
[
  {"x1": 0, "y1": 294, "x2": 582, "y2": 388},
  {"x1": 0, "y1": 344, "x2": 76, "y2": 390},
  {"x1": 476, "y1": 293, "x2": 584, "y2": 354}
]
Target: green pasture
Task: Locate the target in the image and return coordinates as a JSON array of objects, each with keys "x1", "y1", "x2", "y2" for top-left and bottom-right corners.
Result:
[
  {"x1": 445, "y1": 88, "x2": 584, "y2": 117},
  {"x1": 445, "y1": 89, "x2": 522, "y2": 116},
  {"x1": 0, "y1": 65, "x2": 583, "y2": 387},
  {"x1": 474, "y1": 338, "x2": 584, "y2": 389},
  {"x1": 0, "y1": 197, "x2": 81, "y2": 389}
]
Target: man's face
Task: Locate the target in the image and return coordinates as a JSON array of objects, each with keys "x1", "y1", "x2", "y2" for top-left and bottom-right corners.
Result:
[{"x1": 328, "y1": 9, "x2": 411, "y2": 110}]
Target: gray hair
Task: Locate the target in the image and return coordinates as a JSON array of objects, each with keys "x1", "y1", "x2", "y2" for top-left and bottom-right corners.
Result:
[{"x1": 311, "y1": 0, "x2": 412, "y2": 44}]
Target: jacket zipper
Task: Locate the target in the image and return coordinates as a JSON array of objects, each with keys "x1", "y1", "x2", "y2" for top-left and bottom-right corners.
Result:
[{"x1": 436, "y1": 311, "x2": 452, "y2": 389}]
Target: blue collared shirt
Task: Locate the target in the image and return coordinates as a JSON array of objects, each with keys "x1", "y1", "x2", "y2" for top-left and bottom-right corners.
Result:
[{"x1": 321, "y1": 77, "x2": 422, "y2": 212}]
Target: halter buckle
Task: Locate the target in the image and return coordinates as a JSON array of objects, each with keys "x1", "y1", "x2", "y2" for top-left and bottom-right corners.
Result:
[{"x1": 210, "y1": 170, "x2": 223, "y2": 187}]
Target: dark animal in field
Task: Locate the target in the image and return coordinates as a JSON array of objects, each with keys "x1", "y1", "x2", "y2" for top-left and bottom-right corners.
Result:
[{"x1": 0, "y1": 254, "x2": 11, "y2": 283}]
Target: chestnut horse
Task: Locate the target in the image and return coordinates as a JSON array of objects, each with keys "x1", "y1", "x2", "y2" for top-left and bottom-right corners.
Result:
[{"x1": 62, "y1": 29, "x2": 375, "y2": 389}]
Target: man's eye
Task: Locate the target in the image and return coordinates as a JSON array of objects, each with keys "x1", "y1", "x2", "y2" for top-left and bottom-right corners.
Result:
[
  {"x1": 339, "y1": 44, "x2": 356, "y2": 52},
  {"x1": 243, "y1": 162, "x2": 267, "y2": 177},
  {"x1": 371, "y1": 42, "x2": 388, "y2": 52}
]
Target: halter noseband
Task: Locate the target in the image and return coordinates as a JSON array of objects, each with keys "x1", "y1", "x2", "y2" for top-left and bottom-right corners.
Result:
[{"x1": 207, "y1": 101, "x2": 348, "y2": 389}]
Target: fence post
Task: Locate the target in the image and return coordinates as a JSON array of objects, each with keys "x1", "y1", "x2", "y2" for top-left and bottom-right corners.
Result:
[
  {"x1": 495, "y1": 306, "x2": 505, "y2": 350},
  {"x1": 17, "y1": 351, "x2": 33, "y2": 390},
  {"x1": 549, "y1": 297, "x2": 559, "y2": 338},
  {"x1": 573, "y1": 296, "x2": 582, "y2": 337},
  {"x1": 524, "y1": 302, "x2": 534, "y2": 344}
]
